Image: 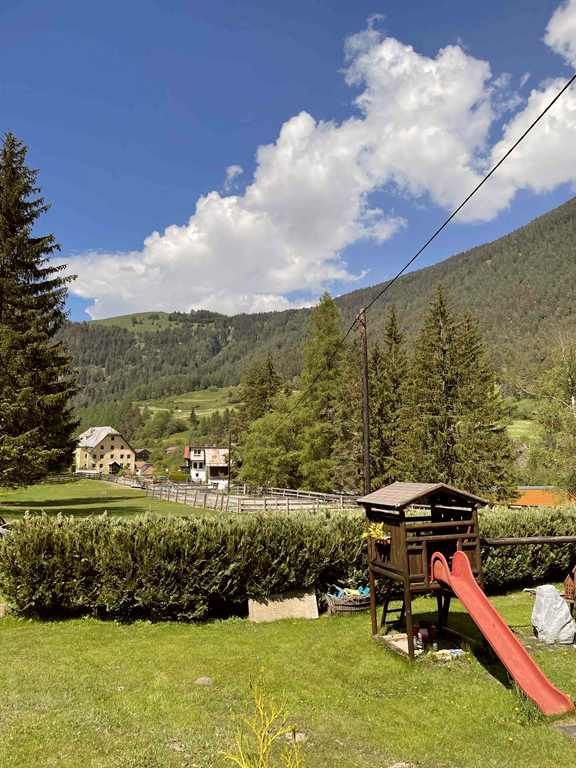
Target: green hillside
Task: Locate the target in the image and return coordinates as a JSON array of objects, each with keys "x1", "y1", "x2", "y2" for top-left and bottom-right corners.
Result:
[{"x1": 61, "y1": 196, "x2": 576, "y2": 406}]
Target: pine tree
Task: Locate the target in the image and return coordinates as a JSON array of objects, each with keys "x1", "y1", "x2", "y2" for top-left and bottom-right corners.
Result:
[
  {"x1": 370, "y1": 307, "x2": 408, "y2": 488},
  {"x1": 298, "y1": 293, "x2": 344, "y2": 491},
  {"x1": 237, "y1": 392, "x2": 303, "y2": 488},
  {"x1": 332, "y1": 343, "x2": 363, "y2": 493},
  {"x1": 529, "y1": 340, "x2": 576, "y2": 492},
  {"x1": 452, "y1": 314, "x2": 516, "y2": 497},
  {"x1": 401, "y1": 289, "x2": 514, "y2": 497},
  {"x1": 238, "y1": 353, "x2": 282, "y2": 424},
  {"x1": 0, "y1": 133, "x2": 77, "y2": 486}
]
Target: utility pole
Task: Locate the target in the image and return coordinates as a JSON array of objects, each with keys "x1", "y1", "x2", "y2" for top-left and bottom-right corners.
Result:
[
  {"x1": 227, "y1": 429, "x2": 233, "y2": 493},
  {"x1": 357, "y1": 307, "x2": 371, "y2": 495}
]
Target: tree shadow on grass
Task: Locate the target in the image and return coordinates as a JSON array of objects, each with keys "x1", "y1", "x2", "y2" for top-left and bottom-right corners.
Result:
[
  {"x1": 1, "y1": 504, "x2": 157, "y2": 519},
  {"x1": 2, "y1": 495, "x2": 146, "y2": 508}
]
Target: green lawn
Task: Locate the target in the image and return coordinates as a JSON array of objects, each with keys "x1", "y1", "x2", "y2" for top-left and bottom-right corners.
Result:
[
  {"x1": 0, "y1": 479, "x2": 206, "y2": 521},
  {"x1": 0, "y1": 592, "x2": 575, "y2": 767}
]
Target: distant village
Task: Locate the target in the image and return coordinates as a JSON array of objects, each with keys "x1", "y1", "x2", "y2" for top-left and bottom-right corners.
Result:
[{"x1": 75, "y1": 425, "x2": 230, "y2": 489}]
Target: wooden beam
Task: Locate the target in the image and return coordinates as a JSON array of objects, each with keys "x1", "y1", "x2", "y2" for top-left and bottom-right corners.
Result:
[{"x1": 483, "y1": 536, "x2": 576, "y2": 546}]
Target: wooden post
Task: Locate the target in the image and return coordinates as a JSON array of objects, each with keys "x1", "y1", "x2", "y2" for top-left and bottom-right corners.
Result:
[
  {"x1": 357, "y1": 307, "x2": 371, "y2": 495},
  {"x1": 264, "y1": 497, "x2": 267, "y2": 513},
  {"x1": 369, "y1": 568, "x2": 378, "y2": 636}
]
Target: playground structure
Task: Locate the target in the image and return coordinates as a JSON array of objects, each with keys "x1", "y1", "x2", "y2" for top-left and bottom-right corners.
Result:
[{"x1": 357, "y1": 481, "x2": 574, "y2": 717}]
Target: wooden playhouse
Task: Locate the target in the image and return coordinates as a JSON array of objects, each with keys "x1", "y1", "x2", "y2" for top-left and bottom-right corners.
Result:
[{"x1": 357, "y1": 481, "x2": 488, "y2": 659}]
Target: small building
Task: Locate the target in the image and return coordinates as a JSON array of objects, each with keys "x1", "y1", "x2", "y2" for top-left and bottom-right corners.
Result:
[
  {"x1": 75, "y1": 426, "x2": 136, "y2": 474},
  {"x1": 135, "y1": 460, "x2": 155, "y2": 478},
  {"x1": 134, "y1": 448, "x2": 151, "y2": 461},
  {"x1": 184, "y1": 445, "x2": 229, "y2": 489}
]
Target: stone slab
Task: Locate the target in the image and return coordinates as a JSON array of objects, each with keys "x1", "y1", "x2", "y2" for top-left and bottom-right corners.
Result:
[{"x1": 248, "y1": 591, "x2": 318, "y2": 623}]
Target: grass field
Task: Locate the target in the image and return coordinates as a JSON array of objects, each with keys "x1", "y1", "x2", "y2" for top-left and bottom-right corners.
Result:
[
  {"x1": 90, "y1": 311, "x2": 181, "y2": 333},
  {"x1": 0, "y1": 479, "x2": 206, "y2": 521},
  {"x1": 0, "y1": 592, "x2": 575, "y2": 767},
  {"x1": 508, "y1": 419, "x2": 542, "y2": 444},
  {"x1": 136, "y1": 385, "x2": 241, "y2": 419}
]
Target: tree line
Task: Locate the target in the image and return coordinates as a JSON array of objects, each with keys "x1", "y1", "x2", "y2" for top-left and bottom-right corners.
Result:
[{"x1": 235, "y1": 291, "x2": 516, "y2": 499}]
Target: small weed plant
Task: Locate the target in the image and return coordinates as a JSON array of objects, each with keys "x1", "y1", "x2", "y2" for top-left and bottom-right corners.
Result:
[{"x1": 224, "y1": 684, "x2": 304, "y2": 768}]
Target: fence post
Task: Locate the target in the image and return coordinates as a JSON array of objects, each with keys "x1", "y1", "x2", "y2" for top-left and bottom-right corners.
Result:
[
  {"x1": 237, "y1": 498, "x2": 241, "y2": 514},
  {"x1": 264, "y1": 497, "x2": 267, "y2": 513},
  {"x1": 204, "y1": 492, "x2": 208, "y2": 508}
]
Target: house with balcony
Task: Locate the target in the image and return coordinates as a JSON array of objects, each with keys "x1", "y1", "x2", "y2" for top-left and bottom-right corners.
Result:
[{"x1": 183, "y1": 445, "x2": 229, "y2": 489}]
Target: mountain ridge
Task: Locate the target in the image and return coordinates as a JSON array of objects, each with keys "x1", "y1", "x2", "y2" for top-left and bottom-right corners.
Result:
[{"x1": 62, "y1": 195, "x2": 576, "y2": 405}]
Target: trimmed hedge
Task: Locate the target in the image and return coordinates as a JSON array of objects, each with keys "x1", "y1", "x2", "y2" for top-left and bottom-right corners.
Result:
[
  {"x1": 480, "y1": 506, "x2": 576, "y2": 590},
  {"x1": 0, "y1": 513, "x2": 365, "y2": 620},
  {"x1": 1, "y1": 507, "x2": 576, "y2": 621}
]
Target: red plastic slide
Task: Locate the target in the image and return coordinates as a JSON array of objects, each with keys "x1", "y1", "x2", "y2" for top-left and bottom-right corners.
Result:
[{"x1": 431, "y1": 550, "x2": 573, "y2": 716}]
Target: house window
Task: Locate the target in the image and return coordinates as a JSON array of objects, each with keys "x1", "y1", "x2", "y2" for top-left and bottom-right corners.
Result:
[
  {"x1": 120, "y1": 454, "x2": 124, "y2": 458},
  {"x1": 120, "y1": 445, "x2": 124, "y2": 449},
  {"x1": 99, "y1": 464, "x2": 103, "y2": 469}
]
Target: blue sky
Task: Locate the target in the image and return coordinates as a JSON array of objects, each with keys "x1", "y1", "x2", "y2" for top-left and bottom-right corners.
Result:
[{"x1": 2, "y1": 0, "x2": 575, "y2": 320}]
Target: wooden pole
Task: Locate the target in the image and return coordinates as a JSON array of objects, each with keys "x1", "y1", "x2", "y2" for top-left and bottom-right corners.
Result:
[
  {"x1": 357, "y1": 307, "x2": 371, "y2": 495},
  {"x1": 227, "y1": 430, "x2": 232, "y2": 492}
]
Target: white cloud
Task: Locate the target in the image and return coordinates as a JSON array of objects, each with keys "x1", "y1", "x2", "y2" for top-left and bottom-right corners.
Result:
[
  {"x1": 545, "y1": 0, "x2": 576, "y2": 68},
  {"x1": 67, "y1": 1, "x2": 576, "y2": 319},
  {"x1": 223, "y1": 164, "x2": 243, "y2": 192}
]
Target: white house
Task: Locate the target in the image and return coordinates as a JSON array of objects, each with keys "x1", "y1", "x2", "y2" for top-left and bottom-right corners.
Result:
[{"x1": 184, "y1": 445, "x2": 229, "y2": 489}]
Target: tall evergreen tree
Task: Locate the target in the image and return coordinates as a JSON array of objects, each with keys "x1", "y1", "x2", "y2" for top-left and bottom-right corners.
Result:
[
  {"x1": 332, "y1": 343, "x2": 363, "y2": 493},
  {"x1": 370, "y1": 307, "x2": 408, "y2": 488},
  {"x1": 0, "y1": 133, "x2": 77, "y2": 486},
  {"x1": 528, "y1": 340, "x2": 576, "y2": 492},
  {"x1": 298, "y1": 293, "x2": 344, "y2": 491},
  {"x1": 237, "y1": 392, "x2": 303, "y2": 488},
  {"x1": 402, "y1": 289, "x2": 514, "y2": 498},
  {"x1": 238, "y1": 353, "x2": 282, "y2": 424}
]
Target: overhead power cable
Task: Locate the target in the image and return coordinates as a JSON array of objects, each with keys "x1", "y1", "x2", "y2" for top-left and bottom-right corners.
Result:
[{"x1": 276, "y1": 70, "x2": 576, "y2": 427}]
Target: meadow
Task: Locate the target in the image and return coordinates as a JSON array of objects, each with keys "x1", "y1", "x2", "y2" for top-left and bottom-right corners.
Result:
[
  {"x1": 0, "y1": 479, "x2": 206, "y2": 521},
  {"x1": 0, "y1": 593, "x2": 575, "y2": 767}
]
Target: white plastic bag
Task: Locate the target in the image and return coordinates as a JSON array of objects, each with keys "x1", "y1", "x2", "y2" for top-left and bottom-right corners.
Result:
[{"x1": 531, "y1": 584, "x2": 576, "y2": 644}]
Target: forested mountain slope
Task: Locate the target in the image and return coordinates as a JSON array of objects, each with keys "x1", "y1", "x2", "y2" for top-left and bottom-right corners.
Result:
[{"x1": 62, "y1": 196, "x2": 576, "y2": 406}]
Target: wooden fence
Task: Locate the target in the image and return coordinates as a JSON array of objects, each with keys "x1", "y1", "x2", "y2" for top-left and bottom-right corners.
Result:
[
  {"x1": 146, "y1": 483, "x2": 358, "y2": 514},
  {"x1": 73, "y1": 471, "x2": 359, "y2": 515}
]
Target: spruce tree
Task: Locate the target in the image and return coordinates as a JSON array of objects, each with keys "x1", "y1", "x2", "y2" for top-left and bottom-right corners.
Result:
[
  {"x1": 0, "y1": 133, "x2": 77, "y2": 486},
  {"x1": 370, "y1": 307, "x2": 408, "y2": 488},
  {"x1": 332, "y1": 343, "x2": 363, "y2": 493},
  {"x1": 452, "y1": 314, "x2": 515, "y2": 497},
  {"x1": 298, "y1": 293, "x2": 344, "y2": 491},
  {"x1": 402, "y1": 289, "x2": 514, "y2": 498},
  {"x1": 238, "y1": 352, "x2": 282, "y2": 424}
]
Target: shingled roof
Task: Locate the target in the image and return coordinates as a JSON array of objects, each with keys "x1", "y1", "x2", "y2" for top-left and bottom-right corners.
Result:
[{"x1": 357, "y1": 481, "x2": 488, "y2": 509}]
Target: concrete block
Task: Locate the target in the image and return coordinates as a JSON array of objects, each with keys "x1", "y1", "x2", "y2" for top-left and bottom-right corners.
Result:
[{"x1": 248, "y1": 591, "x2": 318, "y2": 623}]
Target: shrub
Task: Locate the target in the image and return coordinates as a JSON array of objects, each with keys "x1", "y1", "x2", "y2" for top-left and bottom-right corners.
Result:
[
  {"x1": 0, "y1": 513, "x2": 365, "y2": 620},
  {"x1": 479, "y1": 506, "x2": 576, "y2": 590},
  {"x1": 2, "y1": 506, "x2": 576, "y2": 621},
  {"x1": 168, "y1": 470, "x2": 188, "y2": 483}
]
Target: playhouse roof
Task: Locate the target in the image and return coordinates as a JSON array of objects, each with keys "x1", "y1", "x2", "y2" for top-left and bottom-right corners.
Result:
[{"x1": 357, "y1": 481, "x2": 488, "y2": 510}]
